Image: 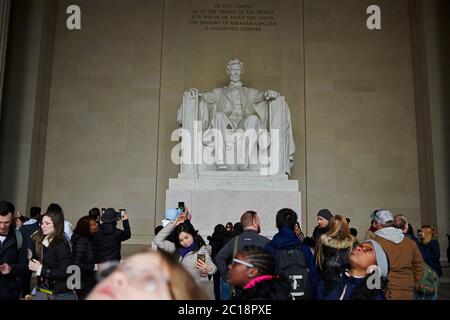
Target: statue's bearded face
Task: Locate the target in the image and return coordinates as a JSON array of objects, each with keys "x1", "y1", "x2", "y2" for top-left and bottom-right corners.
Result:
[{"x1": 227, "y1": 63, "x2": 242, "y2": 82}]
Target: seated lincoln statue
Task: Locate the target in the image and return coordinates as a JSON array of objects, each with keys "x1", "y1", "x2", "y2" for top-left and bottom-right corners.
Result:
[{"x1": 177, "y1": 58, "x2": 295, "y2": 175}]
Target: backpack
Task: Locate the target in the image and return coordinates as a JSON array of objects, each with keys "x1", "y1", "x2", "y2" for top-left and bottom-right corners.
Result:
[
  {"x1": 418, "y1": 263, "x2": 439, "y2": 296},
  {"x1": 274, "y1": 243, "x2": 312, "y2": 300}
]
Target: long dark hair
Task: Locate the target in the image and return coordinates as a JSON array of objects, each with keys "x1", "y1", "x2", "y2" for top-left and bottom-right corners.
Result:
[
  {"x1": 174, "y1": 221, "x2": 205, "y2": 249},
  {"x1": 73, "y1": 215, "x2": 95, "y2": 239},
  {"x1": 39, "y1": 211, "x2": 66, "y2": 247}
]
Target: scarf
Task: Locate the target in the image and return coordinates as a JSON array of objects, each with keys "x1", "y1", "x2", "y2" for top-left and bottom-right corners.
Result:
[
  {"x1": 244, "y1": 275, "x2": 277, "y2": 290},
  {"x1": 180, "y1": 241, "x2": 199, "y2": 258}
]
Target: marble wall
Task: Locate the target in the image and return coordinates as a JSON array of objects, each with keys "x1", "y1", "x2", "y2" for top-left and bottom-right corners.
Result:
[
  {"x1": 303, "y1": 0, "x2": 421, "y2": 237},
  {"x1": 41, "y1": 0, "x2": 164, "y2": 243},
  {"x1": 3, "y1": 0, "x2": 447, "y2": 246}
]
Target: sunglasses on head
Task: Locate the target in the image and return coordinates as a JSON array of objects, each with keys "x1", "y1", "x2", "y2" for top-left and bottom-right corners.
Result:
[{"x1": 232, "y1": 258, "x2": 254, "y2": 268}]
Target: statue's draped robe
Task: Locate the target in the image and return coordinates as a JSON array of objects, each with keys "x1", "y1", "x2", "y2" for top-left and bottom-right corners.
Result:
[{"x1": 177, "y1": 85, "x2": 295, "y2": 175}]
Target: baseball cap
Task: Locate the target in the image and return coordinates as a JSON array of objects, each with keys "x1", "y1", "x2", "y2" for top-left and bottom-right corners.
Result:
[
  {"x1": 370, "y1": 209, "x2": 393, "y2": 225},
  {"x1": 161, "y1": 208, "x2": 181, "y2": 227}
]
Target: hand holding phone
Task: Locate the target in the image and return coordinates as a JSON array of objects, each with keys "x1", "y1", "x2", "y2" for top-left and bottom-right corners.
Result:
[
  {"x1": 197, "y1": 253, "x2": 206, "y2": 263},
  {"x1": 119, "y1": 209, "x2": 128, "y2": 220}
]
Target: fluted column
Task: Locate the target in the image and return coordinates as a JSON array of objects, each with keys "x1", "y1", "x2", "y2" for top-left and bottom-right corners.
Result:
[{"x1": 0, "y1": 0, "x2": 10, "y2": 117}]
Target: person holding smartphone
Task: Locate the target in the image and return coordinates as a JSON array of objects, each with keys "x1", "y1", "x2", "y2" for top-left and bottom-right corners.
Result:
[
  {"x1": 94, "y1": 208, "x2": 131, "y2": 263},
  {"x1": 153, "y1": 208, "x2": 216, "y2": 295}
]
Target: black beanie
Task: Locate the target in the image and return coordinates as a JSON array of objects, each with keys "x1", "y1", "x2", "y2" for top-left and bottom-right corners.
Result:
[{"x1": 317, "y1": 209, "x2": 333, "y2": 221}]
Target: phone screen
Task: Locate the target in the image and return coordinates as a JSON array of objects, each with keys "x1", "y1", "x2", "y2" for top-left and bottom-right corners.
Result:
[
  {"x1": 197, "y1": 253, "x2": 205, "y2": 263},
  {"x1": 178, "y1": 202, "x2": 185, "y2": 213}
]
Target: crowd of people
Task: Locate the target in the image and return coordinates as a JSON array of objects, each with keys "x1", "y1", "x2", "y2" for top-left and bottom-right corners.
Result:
[{"x1": 0, "y1": 199, "x2": 445, "y2": 300}]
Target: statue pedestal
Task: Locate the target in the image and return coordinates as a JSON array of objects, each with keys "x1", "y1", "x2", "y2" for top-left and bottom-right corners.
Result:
[{"x1": 166, "y1": 173, "x2": 301, "y2": 239}]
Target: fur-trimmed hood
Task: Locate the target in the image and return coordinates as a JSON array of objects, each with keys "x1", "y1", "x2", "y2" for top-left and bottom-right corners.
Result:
[{"x1": 319, "y1": 234, "x2": 354, "y2": 249}]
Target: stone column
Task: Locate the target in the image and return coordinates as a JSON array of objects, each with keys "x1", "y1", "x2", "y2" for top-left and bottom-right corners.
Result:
[{"x1": 0, "y1": 0, "x2": 10, "y2": 117}]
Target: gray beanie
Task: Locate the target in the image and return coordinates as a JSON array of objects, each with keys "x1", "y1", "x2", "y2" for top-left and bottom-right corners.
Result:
[{"x1": 365, "y1": 240, "x2": 389, "y2": 279}]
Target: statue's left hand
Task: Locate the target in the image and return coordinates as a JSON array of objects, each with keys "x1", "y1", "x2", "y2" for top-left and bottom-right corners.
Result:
[{"x1": 264, "y1": 90, "x2": 279, "y2": 100}]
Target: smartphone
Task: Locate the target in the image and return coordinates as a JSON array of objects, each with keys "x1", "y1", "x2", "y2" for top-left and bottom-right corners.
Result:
[
  {"x1": 119, "y1": 209, "x2": 126, "y2": 218},
  {"x1": 178, "y1": 202, "x2": 185, "y2": 213},
  {"x1": 101, "y1": 208, "x2": 106, "y2": 214},
  {"x1": 197, "y1": 253, "x2": 205, "y2": 263}
]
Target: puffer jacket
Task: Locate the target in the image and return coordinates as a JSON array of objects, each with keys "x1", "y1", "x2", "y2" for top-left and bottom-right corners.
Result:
[
  {"x1": 94, "y1": 220, "x2": 131, "y2": 262},
  {"x1": 316, "y1": 234, "x2": 355, "y2": 288},
  {"x1": 71, "y1": 234, "x2": 97, "y2": 298},
  {"x1": 153, "y1": 222, "x2": 217, "y2": 284}
]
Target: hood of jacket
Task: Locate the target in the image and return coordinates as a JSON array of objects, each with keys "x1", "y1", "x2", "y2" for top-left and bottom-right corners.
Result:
[
  {"x1": 375, "y1": 227, "x2": 404, "y2": 244},
  {"x1": 23, "y1": 219, "x2": 37, "y2": 226},
  {"x1": 320, "y1": 234, "x2": 354, "y2": 249},
  {"x1": 100, "y1": 221, "x2": 117, "y2": 235},
  {"x1": 266, "y1": 227, "x2": 300, "y2": 256}
]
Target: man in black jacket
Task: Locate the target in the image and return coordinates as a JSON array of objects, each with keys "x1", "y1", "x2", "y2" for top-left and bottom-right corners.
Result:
[
  {"x1": 94, "y1": 208, "x2": 131, "y2": 262},
  {"x1": 216, "y1": 211, "x2": 269, "y2": 282},
  {"x1": 303, "y1": 209, "x2": 333, "y2": 249},
  {"x1": 0, "y1": 200, "x2": 28, "y2": 300}
]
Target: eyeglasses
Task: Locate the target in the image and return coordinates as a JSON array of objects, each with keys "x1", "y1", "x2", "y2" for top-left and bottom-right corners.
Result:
[
  {"x1": 232, "y1": 258, "x2": 254, "y2": 268},
  {"x1": 96, "y1": 260, "x2": 170, "y2": 293},
  {"x1": 355, "y1": 244, "x2": 375, "y2": 254}
]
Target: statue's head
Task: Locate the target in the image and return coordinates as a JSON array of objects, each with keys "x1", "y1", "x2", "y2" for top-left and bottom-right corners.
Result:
[{"x1": 226, "y1": 58, "x2": 244, "y2": 82}]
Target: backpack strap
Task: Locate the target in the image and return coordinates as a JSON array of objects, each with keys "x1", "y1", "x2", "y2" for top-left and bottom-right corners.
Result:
[
  {"x1": 15, "y1": 229, "x2": 23, "y2": 251},
  {"x1": 232, "y1": 235, "x2": 240, "y2": 259}
]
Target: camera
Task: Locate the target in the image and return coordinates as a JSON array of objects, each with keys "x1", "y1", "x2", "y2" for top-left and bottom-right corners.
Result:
[{"x1": 118, "y1": 208, "x2": 126, "y2": 218}]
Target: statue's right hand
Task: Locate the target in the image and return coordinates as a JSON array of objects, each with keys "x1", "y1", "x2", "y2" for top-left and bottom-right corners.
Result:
[{"x1": 184, "y1": 88, "x2": 199, "y2": 99}]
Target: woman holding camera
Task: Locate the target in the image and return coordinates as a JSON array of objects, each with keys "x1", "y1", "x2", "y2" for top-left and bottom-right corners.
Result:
[
  {"x1": 153, "y1": 210, "x2": 216, "y2": 291},
  {"x1": 28, "y1": 211, "x2": 77, "y2": 300},
  {"x1": 94, "y1": 208, "x2": 131, "y2": 263}
]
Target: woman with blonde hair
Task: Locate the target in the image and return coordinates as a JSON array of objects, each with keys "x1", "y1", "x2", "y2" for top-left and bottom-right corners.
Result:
[
  {"x1": 315, "y1": 215, "x2": 356, "y2": 290},
  {"x1": 416, "y1": 225, "x2": 442, "y2": 299},
  {"x1": 418, "y1": 225, "x2": 441, "y2": 272}
]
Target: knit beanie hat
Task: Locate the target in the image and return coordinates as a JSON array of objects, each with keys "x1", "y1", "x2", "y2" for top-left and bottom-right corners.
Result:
[{"x1": 317, "y1": 208, "x2": 333, "y2": 222}]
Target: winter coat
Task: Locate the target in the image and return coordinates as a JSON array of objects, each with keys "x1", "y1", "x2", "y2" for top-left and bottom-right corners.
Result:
[
  {"x1": 417, "y1": 239, "x2": 442, "y2": 276},
  {"x1": 37, "y1": 239, "x2": 74, "y2": 295},
  {"x1": 375, "y1": 227, "x2": 425, "y2": 300},
  {"x1": 208, "y1": 235, "x2": 226, "y2": 261},
  {"x1": 216, "y1": 229, "x2": 270, "y2": 279},
  {"x1": 20, "y1": 219, "x2": 39, "y2": 238},
  {"x1": 71, "y1": 234, "x2": 97, "y2": 298},
  {"x1": 153, "y1": 222, "x2": 217, "y2": 284},
  {"x1": 316, "y1": 234, "x2": 355, "y2": 287},
  {"x1": 94, "y1": 220, "x2": 131, "y2": 262},
  {"x1": 0, "y1": 229, "x2": 28, "y2": 299},
  {"x1": 233, "y1": 275, "x2": 291, "y2": 300},
  {"x1": 317, "y1": 272, "x2": 384, "y2": 300},
  {"x1": 265, "y1": 227, "x2": 319, "y2": 298},
  {"x1": 303, "y1": 225, "x2": 329, "y2": 248}
]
